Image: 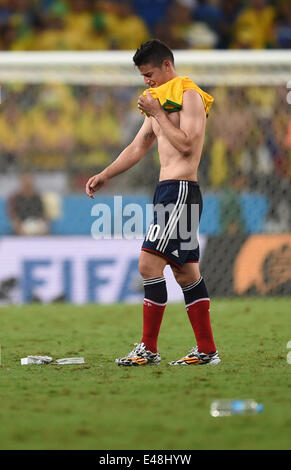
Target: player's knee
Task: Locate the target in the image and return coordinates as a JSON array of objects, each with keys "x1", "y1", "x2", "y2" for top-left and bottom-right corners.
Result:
[
  {"x1": 139, "y1": 259, "x2": 154, "y2": 279},
  {"x1": 172, "y1": 267, "x2": 194, "y2": 287},
  {"x1": 138, "y1": 258, "x2": 162, "y2": 279},
  {"x1": 172, "y1": 269, "x2": 186, "y2": 286}
]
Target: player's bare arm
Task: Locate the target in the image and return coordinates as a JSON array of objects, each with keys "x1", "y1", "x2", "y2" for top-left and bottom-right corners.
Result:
[
  {"x1": 138, "y1": 89, "x2": 206, "y2": 157},
  {"x1": 86, "y1": 117, "x2": 156, "y2": 198}
]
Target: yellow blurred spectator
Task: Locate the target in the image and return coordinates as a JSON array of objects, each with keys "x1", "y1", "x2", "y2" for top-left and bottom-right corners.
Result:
[
  {"x1": 27, "y1": 103, "x2": 74, "y2": 169},
  {"x1": 62, "y1": 0, "x2": 110, "y2": 50},
  {"x1": 246, "y1": 86, "x2": 276, "y2": 119},
  {"x1": 209, "y1": 138, "x2": 229, "y2": 188},
  {"x1": 103, "y1": 0, "x2": 150, "y2": 50},
  {"x1": 0, "y1": 101, "x2": 29, "y2": 155},
  {"x1": 73, "y1": 90, "x2": 122, "y2": 168},
  {"x1": 232, "y1": 0, "x2": 276, "y2": 49},
  {"x1": 30, "y1": 0, "x2": 109, "y2": 50},
  {"x1": 37, "y1": 83, "x2": 77, "y2": 116},
  {"x1": 64, "y1": 0, "x2": 92, "y2": 34},
  {"x1": 36, "y1": 25, "x2": 109, "y2": 50},
  {"x1": 74, "y1": 97, "x2": 102, "y2": 148},
  {"x1": 74, "y1": 89, "x2": 121, "y2": 146}
]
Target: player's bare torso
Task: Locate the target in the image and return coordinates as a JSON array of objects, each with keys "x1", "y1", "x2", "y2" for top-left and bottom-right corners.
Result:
[{"x1": 150, "y1": 99, "x2": 206, "y2": 182}]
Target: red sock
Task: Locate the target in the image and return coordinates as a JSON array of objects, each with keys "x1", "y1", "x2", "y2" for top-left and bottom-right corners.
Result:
[
  {"x1": 186, "y1": 299, "x2": 216, "y2": 354},
  {"x1": 141, "y1": 299, "x2": 166, "y2": 353}
]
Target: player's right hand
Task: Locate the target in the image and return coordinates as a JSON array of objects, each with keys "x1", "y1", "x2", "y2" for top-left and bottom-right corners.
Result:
[{"x1": 85, "y1": 174, "x2": 105, "y2": 199}]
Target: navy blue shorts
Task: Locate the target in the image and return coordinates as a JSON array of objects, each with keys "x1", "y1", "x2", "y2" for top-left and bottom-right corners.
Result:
[{"x1": 142, "y1": 179, "x2": 203, "y2": 269}]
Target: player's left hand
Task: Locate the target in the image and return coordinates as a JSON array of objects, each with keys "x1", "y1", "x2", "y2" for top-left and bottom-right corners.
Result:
[{"x1": 137, "y1": 92, "x2": 162, "y2": 117}]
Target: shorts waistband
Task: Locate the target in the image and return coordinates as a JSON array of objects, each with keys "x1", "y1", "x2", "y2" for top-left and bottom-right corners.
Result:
[{"x1": 157, "y1": 179, "x2": 199, "y2": 187}]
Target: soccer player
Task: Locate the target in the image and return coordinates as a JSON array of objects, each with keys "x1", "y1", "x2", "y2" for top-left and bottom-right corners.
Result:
[{"x1": 86, "y1": 39, "x2": 221, "y2": 367}]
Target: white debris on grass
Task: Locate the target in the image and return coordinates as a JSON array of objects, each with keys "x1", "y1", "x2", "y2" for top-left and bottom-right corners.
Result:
[{"x1": 21, "y1": 356, "x2": 85, "y2": 365}]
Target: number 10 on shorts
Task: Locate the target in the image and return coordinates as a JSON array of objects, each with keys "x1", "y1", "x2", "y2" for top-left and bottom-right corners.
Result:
[{"x1": 146, "y1": 224, "x2": 161, "y2": 242}]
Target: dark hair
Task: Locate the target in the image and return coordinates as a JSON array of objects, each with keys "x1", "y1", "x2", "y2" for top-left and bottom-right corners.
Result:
[{"x1": 133, "y1": 39, "x2": 174, "y2": 68}]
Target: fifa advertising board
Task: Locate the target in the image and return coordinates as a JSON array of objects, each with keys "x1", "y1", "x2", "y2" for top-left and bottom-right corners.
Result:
[{"x1": 0, "y1": 236, "x2": 207, "y2": 304}]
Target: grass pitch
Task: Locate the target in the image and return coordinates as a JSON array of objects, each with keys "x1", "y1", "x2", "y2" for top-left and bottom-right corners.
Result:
[{"x1": 0, "y1": 298, "x2": 290, "y2": 450}]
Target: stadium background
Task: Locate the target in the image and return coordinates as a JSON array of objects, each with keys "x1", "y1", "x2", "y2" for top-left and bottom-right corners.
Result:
[
  {"x1": 0, "y1": 0, "x2": 290, "y2": 453},
  {"x1": 0, "y1": 0, "x2": 290, "y2": 305}
]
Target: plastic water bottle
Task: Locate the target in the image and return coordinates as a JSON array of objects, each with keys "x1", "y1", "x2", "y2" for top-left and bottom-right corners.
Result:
[{"x1": 210, "y1": 399, "x2": 264, "y2": 417}]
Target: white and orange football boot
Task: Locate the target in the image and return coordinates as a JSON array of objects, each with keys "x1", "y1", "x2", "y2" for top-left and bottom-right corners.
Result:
[
  {"x1": 115, "y1": 342, "x2": 161, "y2": 366},
  {"x1": 169, "y1": 346, "x2": 221, "y2": 366}
]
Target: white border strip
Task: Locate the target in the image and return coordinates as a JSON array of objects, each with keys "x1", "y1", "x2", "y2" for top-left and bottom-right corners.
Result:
[
  {"x1": 0, "y1": 50, "x2": 290, "y2": 66},
  {"x1": 144, "y1": 298, "x2": 167, "y2": 307}
]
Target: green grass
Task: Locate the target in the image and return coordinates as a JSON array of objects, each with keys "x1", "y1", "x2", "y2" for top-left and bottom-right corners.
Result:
[{"x1": 0, "y1": 298, "x2": 291, "y2": 450}]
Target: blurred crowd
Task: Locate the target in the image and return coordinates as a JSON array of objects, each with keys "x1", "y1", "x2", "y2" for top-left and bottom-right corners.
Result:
[
  {"x1": 0, "y1": 82, "x2": 290, "y2": 191},
  {"x1": 0, "y1": 0, "x2": 290, "y2": 237},
  {"x1": 0, "y1": 80, "x2": 290, "y2": 236},
  {"x1": 0, "y1": 83, "x2": 136, "y2": 183},
  {"x1": 0, "y1": 0, "x2": 290, "y2": 51}
]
